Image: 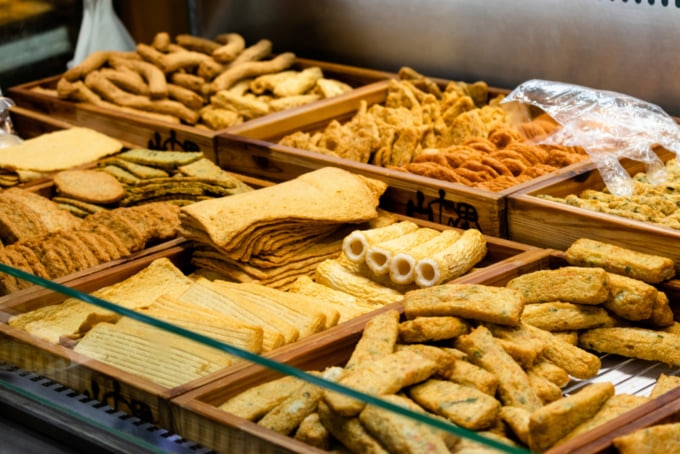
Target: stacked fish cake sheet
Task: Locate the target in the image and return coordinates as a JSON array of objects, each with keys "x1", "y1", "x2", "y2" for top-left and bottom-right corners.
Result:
[{"x1": 180, "y1": 167, "x2": 389, "y2": 289}]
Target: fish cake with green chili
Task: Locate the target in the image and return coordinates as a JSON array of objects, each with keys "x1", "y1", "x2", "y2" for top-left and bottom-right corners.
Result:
[{"x1": 506, "y1": 266, "x2": 609, "y2": 305}]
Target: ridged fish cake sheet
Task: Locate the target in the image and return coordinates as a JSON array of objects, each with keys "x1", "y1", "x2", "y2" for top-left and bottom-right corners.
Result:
[{"x1": 73, "y1": 319, "x2": 232, "y2": 388}]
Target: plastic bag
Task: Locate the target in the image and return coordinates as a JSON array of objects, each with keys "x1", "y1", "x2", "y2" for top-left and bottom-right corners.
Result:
[
  {"x1": 0, "y1": 96, "x2": 23, "y2": 149},
  {"x1": 502, "y1": 79, "x2": 680, "y2": 197},
  {"x1": 67, "y1": 0, "x2": 135, "y2": 69}
]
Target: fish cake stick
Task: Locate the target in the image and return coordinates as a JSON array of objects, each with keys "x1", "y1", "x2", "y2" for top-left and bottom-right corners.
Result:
[
  {"x1": 565, "y1": 237, "x2": 675, "y2": 284},
  {"x1": 218, "y1": 375, "x2": 305, "y2": 420},
  {"x1": 257, "y1": 368, "x2": 341, "y2": 435},
  {"x1": 521, "y1": 302, "x2": 616, "y2": 331},
  {"x1": 486, "y1": 322, "x2": 546, "y2": 368},
  {"x1": 454, "y1": 325, "x2": 543, "y2": 412},
  {"x1": 604, "y1": 272, "x2": 658, "y2": 321},
  {"x1": 526, "y1": 324, "x2": 601, "y2": 379},
  {"x1": 559, "y1": 394, "x2": 649, "y2": 443},
  {"x1": 507, "y1": 266, "x2": 609, "y2": 304},
  {"x1": 579, "y1": 327, "x2": 680, "y2": 366},
  {"x1": 409, "y1": 378, "x2": 501, "y2": 430},
  {"x1": 359, "y1": 394, "x2": 454, "y2": 453},
  {"x1": 342, "y1": 220, "x2": 419, "y2": 264},
  {"x1": 500, "y1": 406, "x2": 531, "y2": 445},
  {"x1": 414, "y1": 228, "x2": 487, "y2": 287},
  {"x1": 317, "y1": 402, "x2": 388, "y2": 454},
  {"x1": 528, "y1": 382, "x2": 614, "y2": 452},
  {"x1": 323, "y1": 349, "x2": 438, "y2": 417},
  {"x1": 528, "y1": 359, "x2": 571, "y2": 388},
  {"x1": 645, "y1": 290, "x2": 675, "y2": 328},
  {"x1": 612, "y1": 423, "x2": 680, "y2": 454},
  {"x1": 293, "y1": 413, "x2": 331, "y2": 450},
  {"x1": 398, "y1": 316, "x2": 469, "y2": 343},
  {"x1": 345, "y1": 309, "x2": 400, "y2": 369},
  {"x1": 650, "y1": 373, "x2": 680, "y2": 399},
  {"x1": 403, "y1": 283, "x2": 524, "y2": 326}
]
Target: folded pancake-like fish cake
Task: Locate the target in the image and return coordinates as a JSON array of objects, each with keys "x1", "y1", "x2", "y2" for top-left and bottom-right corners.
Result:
[{"x1": 179, "y1": 167, "x2": 387, "y2": 251}]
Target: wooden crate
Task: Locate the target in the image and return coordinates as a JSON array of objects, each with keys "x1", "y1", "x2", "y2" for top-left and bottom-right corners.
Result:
[
  {"x1": 0, "y1": 213, "x2": 539, "y2": 432},
  {"x1": 171, "y1": 249, "x2": 680, "y2": 454},
  {"x1": 507, "y1": 148, "x2": 680, "y2": 274},
  {"x1": 6, "y1": 59, "x2": 395, "y2": 163},
  {"x1": 213, "y1": 81, "x2": 593, "y2": 238}
]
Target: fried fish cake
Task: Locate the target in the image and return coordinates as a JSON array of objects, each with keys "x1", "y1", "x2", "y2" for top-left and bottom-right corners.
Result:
[
  {"x1": 507, "y1": 266, "x2": 609, "y2": 305},
  {"x1": 565, "y1": 238, "x2": 675, "y2": 284}
]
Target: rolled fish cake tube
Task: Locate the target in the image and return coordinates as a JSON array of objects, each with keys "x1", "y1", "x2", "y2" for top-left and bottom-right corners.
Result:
[
  {"x1": 342, "y1": 220, "x2": 419, "y2": 264},
  {"x1": 415, "y1": 228, "x2": 487, "y2": 287},
  {"x1": 389, "y1": 229, "x2": 461, "y2": 285},
  {"x1": 366, "y1": 228, "x2": 440, "y2": 276}
]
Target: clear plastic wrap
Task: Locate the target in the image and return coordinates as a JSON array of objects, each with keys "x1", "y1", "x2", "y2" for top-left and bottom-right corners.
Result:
[
  {"x1": 0, "y1": 95, "x2": 23, "y2": 148},
  {"x1": 502, "y1": 79, "x2": 680, "y2": 196}
]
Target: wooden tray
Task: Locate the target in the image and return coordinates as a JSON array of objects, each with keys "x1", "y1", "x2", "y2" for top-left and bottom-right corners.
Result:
[
  {"x1": 0, "y1": 241, "x2": 199, "y2": 429},
  {"x1": 171, "y1": 249, "x2": 680, "y2": 454},
  {"x1": 213, "y1": 80, "x2": 593, "y2": 238},
  {"x1": 7, "y1": 59, "x2": 395, "y2": 163},
  {"x1": 507, "y1": 147, "x2": 680, "y2": 274},
  {"x1": 0, "y1": 214, "x2": 539, "y2": 432}
]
